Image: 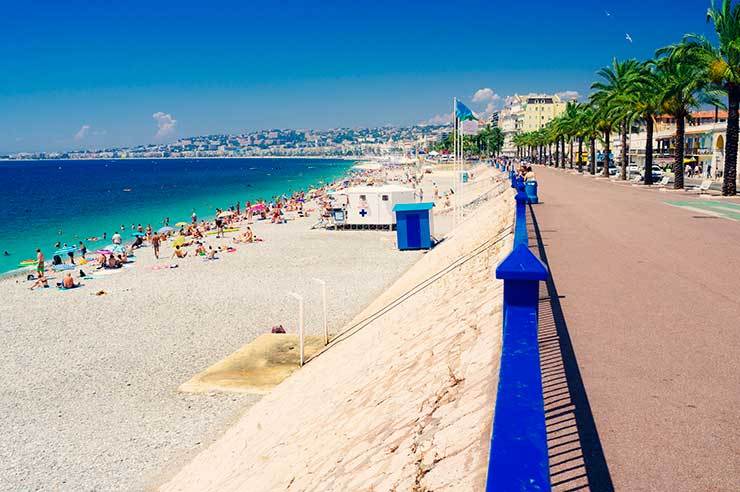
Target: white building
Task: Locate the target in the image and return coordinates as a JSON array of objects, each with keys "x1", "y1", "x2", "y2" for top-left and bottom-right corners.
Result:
[{"x1": 328, "y1": 185, "x2": 415, "y2": 226}]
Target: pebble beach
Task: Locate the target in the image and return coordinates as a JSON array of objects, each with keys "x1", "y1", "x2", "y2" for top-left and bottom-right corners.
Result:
[
  {"x1": 0, "y1": 202, "x2": 424, "y2": 491},
  {"x1": 0, "y1": 161, "x2": 502, "y2": 491}
]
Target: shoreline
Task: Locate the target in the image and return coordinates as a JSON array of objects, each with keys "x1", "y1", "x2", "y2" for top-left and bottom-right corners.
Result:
[
  {"x1": 0, "y1": 171, "x2": 427, "y2": 491},
  {"x1": 0, "y1": 155, "x2": 364, "y2": 163},
  {"x1": 0, "y1": 157, "x2": 357, "y2": 277}
]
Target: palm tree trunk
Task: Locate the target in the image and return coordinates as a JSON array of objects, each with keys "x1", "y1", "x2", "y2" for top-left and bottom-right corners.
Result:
[
  {"x1": 620, "y1": 119, "x2": 628, "y2": 180},
  {"x1": 569, "y1": 139, "x2": 574, "y2": 169},
  {"x1": 561, "y1": 137, "x2": 566, "y2": 169},
  {"x1": 644, "y1": 116, "x2": 654, "y2": 185},
  {"x1": 603, "y1": 129, "x2": 611, "y2": 177},
  {"x1": 590, "y1": 137, "x2": 596, "y2": 175},
  {"x1": 723, "y1": 83, "x2": 739, "y2": 195},
  {"x1": 577, "y1": 137, "x2": 583, "y2": 172},
  {"x1": 673, "y1": 114, "x2": 685, "y2": 189}
]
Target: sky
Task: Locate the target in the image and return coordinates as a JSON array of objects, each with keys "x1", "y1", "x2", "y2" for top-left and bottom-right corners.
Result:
[{"x1": 0, "y1": 0, "x2": 717, "y2": 153}]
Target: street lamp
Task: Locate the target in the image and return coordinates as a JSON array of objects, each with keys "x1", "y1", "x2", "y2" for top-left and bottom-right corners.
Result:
[{"x1": 287, "y1": 292, "x2": 305, "y2": 366}]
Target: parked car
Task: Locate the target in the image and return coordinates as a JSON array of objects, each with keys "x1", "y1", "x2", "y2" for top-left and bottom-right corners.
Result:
[
  {"x1": 596, "y1": 163, "x2": 618, "y2": 176},
  {"x1": 639, "y1": 165, "x2": 664, "y2": 182}
]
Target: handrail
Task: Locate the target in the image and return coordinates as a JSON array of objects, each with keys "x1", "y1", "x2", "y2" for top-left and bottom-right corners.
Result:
[{"x1": 485, "y1": 165, "x2": 550, "y2": 491}]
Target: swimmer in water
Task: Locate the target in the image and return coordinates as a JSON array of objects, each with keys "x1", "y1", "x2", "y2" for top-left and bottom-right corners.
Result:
[{"x1": 3, "y1": 251, "x2": 9, "y2": 256}]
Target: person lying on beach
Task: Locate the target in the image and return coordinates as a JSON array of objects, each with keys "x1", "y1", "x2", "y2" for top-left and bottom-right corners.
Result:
[
  {"x1": 271, "y1": 208, "x2": 284, "y2": 224},
  {"x1": 172, "y1": 245, "x2": 188, "y2": 259},
  {"x1": 233, "y1": 227, "x2": 255, "y2": 244},
  {"x1": 106, "y1": 255, "x2": 122, "y2": 269},
  {"x1": 131, "y1": 235, "x2": 143, "y2": 249},
  {"x1": 94, "y1": 253, "x2": 106, "y2": 268},
  {"x1": 57, "y1": 272, "x2": 79, "y2": 289},
  {"x1": 194, "y1": 242, "x2": 206, "y2": 256},
  {"x1": 30, "y1": 272, "x2": 49, "y2": 290},
  {"x1": 206, "y1": 246, "x2": 218, "y2": 260}
]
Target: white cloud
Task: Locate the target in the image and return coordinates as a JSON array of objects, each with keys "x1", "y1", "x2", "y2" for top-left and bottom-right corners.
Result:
[
  {"x1": 482, "y1": 102, "x2": 499, "y2": 118},
  {"x1": 152, "y1": 112, "x2": 177, "y2": 138},
  {"x1": 74, "y1": 125, "x2": 91, "y2": 141},
  {"x1": 556, "y1": 90, "x2": 581, "y2": 101},
  {"x1": 472, "y1": 88, "x2": 499, "y2": 103},
  {"x1": 420, "y1": 113, "x2": 452, "y2": 126}
]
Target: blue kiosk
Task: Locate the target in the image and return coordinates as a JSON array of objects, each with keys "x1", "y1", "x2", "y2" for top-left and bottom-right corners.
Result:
[{"x1": 393, "y1": 202, "x2": 435, "y2": 250}]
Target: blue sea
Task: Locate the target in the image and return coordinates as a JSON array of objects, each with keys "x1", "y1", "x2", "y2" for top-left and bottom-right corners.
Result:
[{"x1": 0, "y1": 158, "x2": 354, "y2": 275}]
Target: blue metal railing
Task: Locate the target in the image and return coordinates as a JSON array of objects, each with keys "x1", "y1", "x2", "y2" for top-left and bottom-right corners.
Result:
[{"x1": 485, "y1": 166, "x2": 550, "y2": 491}]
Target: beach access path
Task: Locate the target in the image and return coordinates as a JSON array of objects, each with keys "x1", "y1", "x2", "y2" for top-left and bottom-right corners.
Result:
[
  {"x1": 529, "y1": 166, "x2": 740, "y2": 491},
  {"x1": 0, "y1": 213, "x2": 423, "y2": 492}
]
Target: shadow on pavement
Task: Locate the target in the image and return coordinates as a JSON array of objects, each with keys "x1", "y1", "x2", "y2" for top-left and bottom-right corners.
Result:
[{"x1": 528, "y1": 204, "x2": 615, "y2": 492}]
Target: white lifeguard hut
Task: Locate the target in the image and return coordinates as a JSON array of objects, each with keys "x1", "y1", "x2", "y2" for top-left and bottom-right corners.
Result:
[{"x1": 329, "y1": 184, "x2": 415, "y2": 228}]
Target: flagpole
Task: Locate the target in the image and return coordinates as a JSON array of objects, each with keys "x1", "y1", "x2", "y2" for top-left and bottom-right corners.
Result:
[
  {"x1": 453, "y1": 97, "x2": 458, "y2": 227},
  {"x1": 456, "y1": 110, "x2": 461, "y2": 224},
  {"x1": 457, "y1": 115, "x2": 465, "y2": 222}
]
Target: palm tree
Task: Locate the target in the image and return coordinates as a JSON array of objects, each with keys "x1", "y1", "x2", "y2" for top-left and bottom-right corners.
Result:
[
  {"x1": 632, "y1": 61, "x2": 664, "y2": 185},
  {"x1": 571, "y1": 103, "x2": 592, "y2": 173},
  {"x1": 562, "y1": 102, "x2": 581, "y2": 169},
  {"x1": 666, "y1": 0, "x2": 740, "y2": 195},
  {"x1": 577, "y1": 104, "x2": 600, "y2": 175},
  {"x1": 655, "y1": 49, "x2": 723, "y2": 189},
  {"x1": 591, "y1": 58, "x2": 643, "y2": 180}
]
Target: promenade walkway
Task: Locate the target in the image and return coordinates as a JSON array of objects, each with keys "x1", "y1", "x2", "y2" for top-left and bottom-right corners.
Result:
[{"x1": 528, "y1": 166, "x2": 740, "y2": 491}]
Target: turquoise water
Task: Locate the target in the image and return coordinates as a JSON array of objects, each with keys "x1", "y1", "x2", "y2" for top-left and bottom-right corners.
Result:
[{"x1": 0, "y1": 158, "x2": 353, "y2": 275}]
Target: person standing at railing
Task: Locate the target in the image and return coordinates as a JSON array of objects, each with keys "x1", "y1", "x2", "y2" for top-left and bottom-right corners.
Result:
[{"x1": 524, "y1": 166, "x2": 536, "y2": 182}]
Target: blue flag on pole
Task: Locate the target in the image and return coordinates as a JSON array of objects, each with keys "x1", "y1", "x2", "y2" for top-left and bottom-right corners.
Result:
[{"x1": 455, "y1": 100, "x2": 478, "y2": 121}]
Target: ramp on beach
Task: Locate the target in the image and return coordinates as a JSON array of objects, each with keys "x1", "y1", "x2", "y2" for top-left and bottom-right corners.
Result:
[{"x1": 179, "y1": 334, "x2": 326, "y2": 394}]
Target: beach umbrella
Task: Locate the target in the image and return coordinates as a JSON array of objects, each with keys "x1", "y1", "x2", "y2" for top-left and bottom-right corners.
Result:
[
  {"x1": 158, "y1": 226, "x2": 175, "y2": 234},
  {"x1": 104, "y1": 244, "x2": 125, "y2": 254},
  {"x1": 218, "y1": 211, "x2": 234, "y2": 218},
  {"x1": 250, "y1": 204, "x2": 266, "y2": 212},
  {"x1": 175, "y1": 221, "x2": 189, "y2": 227},
  {"x1": 172, "y1": 236, "x2": 186, "y2": 247},
  {"x1": 96, "y1": 249, "x2": 112, "y2": 255},
  {"x1": 132, "y1": 232, "x2": 146, "y2": 237},
  {"x1": 54, "y1": 247, "x2": 76, "y2": 256}
]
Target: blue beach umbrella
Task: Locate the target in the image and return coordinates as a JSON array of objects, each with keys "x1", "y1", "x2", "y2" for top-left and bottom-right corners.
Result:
[
  {"x1": 104, "y1": 244, "x2": 125, "y2": 254},
  {"x1": 132, "y1": 232, "x2": 146, "y2": 237},
  {"x1": 158, "y1": 226, "x2": 175, "y2": 235},
  {"x1": 54, "y1": 247, "x2": 76, "y2": 255}
]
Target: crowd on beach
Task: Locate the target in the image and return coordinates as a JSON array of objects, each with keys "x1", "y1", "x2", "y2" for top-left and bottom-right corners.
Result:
[
  {"x1": 19, "y1": 162, "x2": 472, "y2": 292},
  {"x1": 22, "y1": 181, "x2": 347, "y2": 292}
]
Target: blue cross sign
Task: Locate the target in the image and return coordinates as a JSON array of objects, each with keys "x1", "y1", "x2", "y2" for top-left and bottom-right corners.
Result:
[{"x1": 359, "y1": 209, "x2": 368, "y2": 217}]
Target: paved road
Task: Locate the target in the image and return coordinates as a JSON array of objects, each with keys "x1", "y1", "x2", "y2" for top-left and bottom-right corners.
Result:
[{"x1": 530, "y1": 167, "x2": 740, "y2": 491}]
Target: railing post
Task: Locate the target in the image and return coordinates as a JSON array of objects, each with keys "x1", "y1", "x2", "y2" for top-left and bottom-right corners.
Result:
[
  {"x1": 525, "y1": 181, "x2": 539, "y2": 204},
  {"x1": 486, "y1": 191, "x2": 550, "y2": 492},
  {"x1": 487, "y1": 244, "x2": 549, "y2": 492},
  {"x1": 514, "y1": 188, "x2": 528, "y2": 247}
]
